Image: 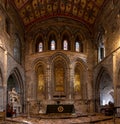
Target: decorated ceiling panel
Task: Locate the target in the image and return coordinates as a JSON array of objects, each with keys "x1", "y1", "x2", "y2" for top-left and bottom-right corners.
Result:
[{"x1": 10, "y1": 0, "x2": 106, "y2": 27}]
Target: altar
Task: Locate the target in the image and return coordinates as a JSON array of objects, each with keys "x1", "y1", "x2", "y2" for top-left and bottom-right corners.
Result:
[{"x1": 46, "y1": 104, "x2": 74, "y2": 113}]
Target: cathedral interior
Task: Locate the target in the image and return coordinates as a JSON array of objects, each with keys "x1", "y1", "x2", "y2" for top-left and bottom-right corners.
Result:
[{"x1": 0, "y1": 0, "x2": 120, "y2": 123}]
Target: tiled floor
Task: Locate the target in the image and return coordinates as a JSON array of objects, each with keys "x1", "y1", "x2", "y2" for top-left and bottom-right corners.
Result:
[{"x1": 2, "y1": 113, "x2": 120, "y2": 124}]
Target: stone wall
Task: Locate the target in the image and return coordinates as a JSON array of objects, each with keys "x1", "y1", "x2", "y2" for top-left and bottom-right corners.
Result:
[
  {"x1": 25, "y1": 50, "x2": 90, "y2": 114},
  {"x1": 0, "y1": 3, "x2": 25, "y2": 112},
  {"x1": 93, "y1": 0, "x2": 120, "y2": 111}
]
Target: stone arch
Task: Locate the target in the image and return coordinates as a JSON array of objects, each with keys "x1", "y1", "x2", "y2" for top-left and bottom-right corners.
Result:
[
  {"x1": 95, "y1": 67, "x2": 113, "y2": 112},
  {"x1": 47, "y1": 30, "x2": 58, "y2": 50},
  {"x1": 73, "y1": 58, "x2": 88, "y2": 100},
  {"x1": 49, "y1": 52, "x2": 70, "y2": 99},
  {"x1": 34, "y1": 60, "x2": 47, "y2": 100},
  {"x1": 74, "y1": 33, "x2": 84, "y2": 52},
  {"x1": 7, "y1": 67, "x2": 24, "y2": 113},
  {"x1": 29, "y1": 58, "x2": 48, "y2": 99},
  {"x1": 61, "y1": 29, "x2": 72, "y2": 50},
  {"x1": 32, "y1": 32, "x2": 44, "y2": 53}
]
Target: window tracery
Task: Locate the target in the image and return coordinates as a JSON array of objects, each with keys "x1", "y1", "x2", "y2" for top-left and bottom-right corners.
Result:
[
  {"x1": 62, "y1": 33, "x2": 70, "y2": 50},
  {"x1": 13, "y1": 34, "x2": 21, "y2": 63},
  {"x1": 35, "y1": 35, "x2": 43, "y2": 52},
  {"x1": 51, "y1": 40, "x2": 55, "y2": 50},
  {"x1": 49, "y1": 34, "x2": 56, "y2": 50},
  {"x1": 75, "y1": 41, "x2": 80, "y2": 52},
  {"x1": 63, "y1": 40, "x2": 68, "y2": 50},
  {"x1": 38, "y1": 42, "x2": 43, "y2": 52},
  {"x1": 96, "y1": 26, "x2": 105, "y2": 62},
  {"x1": 75, "y1": 36, "x2": 83, "y2": 52}
]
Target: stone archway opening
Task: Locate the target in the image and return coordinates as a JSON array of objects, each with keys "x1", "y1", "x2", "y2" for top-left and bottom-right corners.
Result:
[
  {"x1": 100, "y1": 77, "x2": 114, "y2": 106},
  {"x1": 7, "y1": 69, "x2": 24, "y2": 117},
  {"x1": 95, "y1": 68, "x2": 114, "y2": 112}
]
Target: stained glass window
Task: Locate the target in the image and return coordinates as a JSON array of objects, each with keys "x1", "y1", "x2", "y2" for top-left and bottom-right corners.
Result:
[
  {"x1": 63, "y1": 40, "x2": 68, "y2": 50},
  {"x1": 38, "y1": 42, "x2": 43, "y2": 52},
  {"x1": 75, "y1": 41, "x2": 80, "y2": 52},
  {"x1": 51, "y1": 40, "x2": 55, "y2": 50}
]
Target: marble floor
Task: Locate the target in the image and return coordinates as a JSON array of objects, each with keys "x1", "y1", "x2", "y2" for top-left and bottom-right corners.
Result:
[{"x1": 1, "y1": 113, "x2": 120, "y2": 124}]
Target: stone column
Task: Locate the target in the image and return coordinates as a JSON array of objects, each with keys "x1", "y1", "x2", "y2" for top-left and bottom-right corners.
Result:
[
  {"x1": 113, "y1": 52, "x2": 117, "y2": 106},
  {"x1": 71, "y1": 35, "x2": 75, "y2": 51},
  {"x1": 44, "y1": 37, "x2": 47, "y2": 51},
  {"x1": 87, "y1": 68, "x2": 94, "y2": 112},
  {"x1": 57, "y1": 33, "x2": 61, "y2": 50},
  {"x1": 29, "y1": 39, "x2": 33, "y2": 54},
  {"x1": 3, "y1": 50, "x2": 7, "y2": 113}
]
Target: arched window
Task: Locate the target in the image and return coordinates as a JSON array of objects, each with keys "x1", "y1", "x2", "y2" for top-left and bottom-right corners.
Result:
[
  {"x1": 63, "y1": 40, "x2": 68, "y2": 50},
  {"x1": 51, "y1": 40, "x2": 55, "y2": 50},
  {"x1": 75, "y1": 36, "x2": 83, "y2": 52},
  {"x1": 62, "y1": 33, "x2": 70, "y2": 50},
  {"x1": 14, "y1": 34, "x2": 21, "y2": 63},
  {"x1": 98, "y1": 42, "x2": 105, "y2": 61},
  {"x1": 75, "y1": 41, "x2": 80, "y2": 52},
  {"x1": 97, "y1": 25, "x2": 105, "y2": 62},
  {"x1": 38, "y1": 42, "x2": 43, "y2": 52},
  {"x1": 48, "y1": 34, "x2": 56, "y2": 50},
  {"x1": 36, "y1": 35, "x2": 43, "y2": 52}
]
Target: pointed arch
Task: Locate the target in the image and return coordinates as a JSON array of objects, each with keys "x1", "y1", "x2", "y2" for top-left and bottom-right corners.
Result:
[
  {"x1": 75, "y1": 35, "x2": 83, "y2": 52},
  {"x1": 61, "y1": 28, "x2": 72, "y2": 51},
  {"x1": 50, "y1": 52, "x2": 70, "y2": 98},
  {"x1": 35, "y1": 34, "x2": 44, "y2": 52},
  {"x1": 95, "y1": 67, "x2": 113, "y2": 112},
  {"x1": 73, "y1": 58, "x2": 87, "y2": 100},
  {"x1": 7, "y1": 67, "x2": 24, "y2": 113},
  {"x1": 62, "y1": 32, "x2": 70, "y2": 50},
  {"x1": 48, "y1": 33, "x2": 57, "y2": 50},
  {"x1": 34, "y1": 61, "x2": 46, "y2": 100}
]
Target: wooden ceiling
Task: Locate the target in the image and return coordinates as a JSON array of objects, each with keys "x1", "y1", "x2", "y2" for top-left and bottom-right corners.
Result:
[{"x1": 10, "y1": 0, "x2": 107, "y2": 28}]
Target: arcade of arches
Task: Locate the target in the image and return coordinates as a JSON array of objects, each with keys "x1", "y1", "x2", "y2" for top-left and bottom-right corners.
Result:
[{"x1": 0, "y1": 0, "x2": 120, "y2": 121}]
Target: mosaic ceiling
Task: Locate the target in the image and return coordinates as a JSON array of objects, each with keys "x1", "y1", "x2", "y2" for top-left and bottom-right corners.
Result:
[{"x1": 10, "y1": 0, "x2": 106, "y2": 28}]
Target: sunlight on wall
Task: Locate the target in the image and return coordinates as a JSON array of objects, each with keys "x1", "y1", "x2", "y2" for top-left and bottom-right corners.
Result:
[{"x1": 101, "y1": 94, "x2": 114, "y2": 105}]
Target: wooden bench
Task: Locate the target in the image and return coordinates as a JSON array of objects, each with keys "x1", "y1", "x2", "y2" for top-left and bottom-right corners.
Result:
[{"x1": 0, "y1": 112, "x2": 5, "y2": 121}]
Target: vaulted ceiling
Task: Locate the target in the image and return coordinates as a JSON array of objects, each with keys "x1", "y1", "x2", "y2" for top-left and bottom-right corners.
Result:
[{"x1": 10, "y1": 0, "x2": 107, "y2": 29}]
